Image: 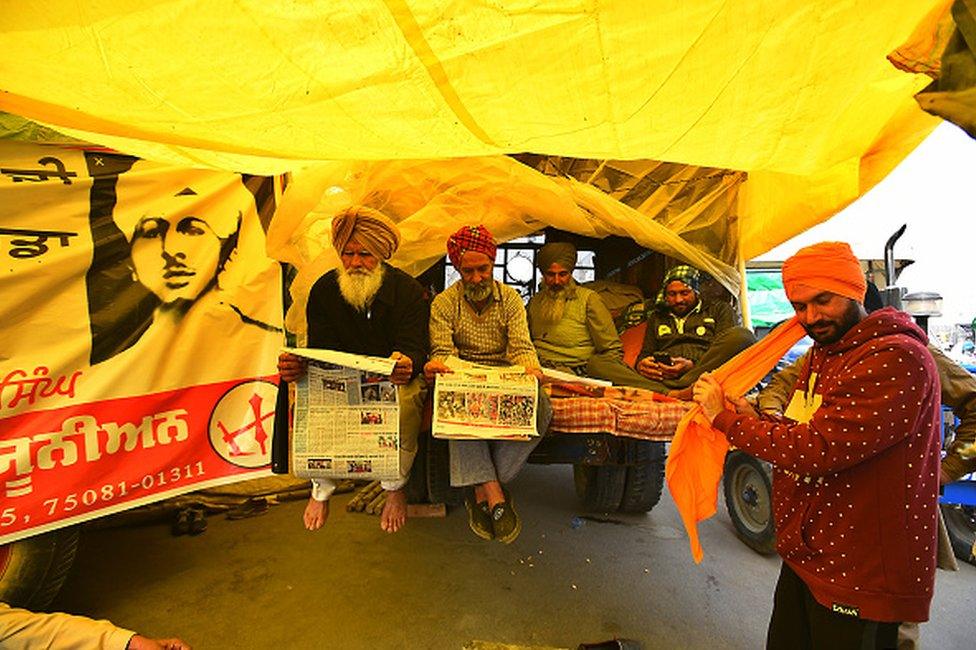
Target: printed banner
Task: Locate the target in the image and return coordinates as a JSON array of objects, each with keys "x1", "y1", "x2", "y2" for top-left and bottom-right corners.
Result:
[
  {"x1": 0, "y1": 141, "x2": 283, "y2": 543},
  {"x1": 287, "y1": 347, "x2": 400, "y2": 482},
  {"x1": 0, "y1": 379, "x2": 277, "y2": 544},
  {"x1": 432, "y1": 358, "x2": 538, "y2": 440}
]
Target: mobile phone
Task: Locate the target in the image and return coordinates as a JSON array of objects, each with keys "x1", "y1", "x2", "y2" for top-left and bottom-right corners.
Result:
[{"x1": 652, "y1": 352, "x2": 672, "y2": 365}]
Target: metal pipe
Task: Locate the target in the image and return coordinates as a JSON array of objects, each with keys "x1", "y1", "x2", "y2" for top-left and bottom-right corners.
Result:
[{"x1": 884, "y1": 224, "x2": 907, "y2": 286}]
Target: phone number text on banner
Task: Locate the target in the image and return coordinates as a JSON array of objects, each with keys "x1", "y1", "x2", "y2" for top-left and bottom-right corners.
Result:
[{"x1": 0, "y1": 377, "x2": 277, "y2": 544}]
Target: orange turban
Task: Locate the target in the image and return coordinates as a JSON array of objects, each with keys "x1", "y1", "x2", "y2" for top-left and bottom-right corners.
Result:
[
  {"x1": 331, "y1": 206, "x2": 400, "y2": 260},
  {"x1": 781, "y1": 241, "x2": 866, "y2": 302}
]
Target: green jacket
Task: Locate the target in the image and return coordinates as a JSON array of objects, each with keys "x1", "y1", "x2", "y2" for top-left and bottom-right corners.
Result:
[{"x1": 636, "y1": 299, "x2": 737, "y2": 365}]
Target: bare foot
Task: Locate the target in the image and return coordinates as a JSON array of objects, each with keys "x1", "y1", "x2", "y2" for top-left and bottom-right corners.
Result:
[
  {"x1": 482, "y1": 480, "x2": 504, "y2": 508},
  {"x1": 473, "y1": 483, "x2": 487, "y2": 504},
  {"x1": 303, "y1": 497, "x2": 329, "y2": 531},
  {"x1": 380, "y1": 489, "x2": 407, "y2": 533}
]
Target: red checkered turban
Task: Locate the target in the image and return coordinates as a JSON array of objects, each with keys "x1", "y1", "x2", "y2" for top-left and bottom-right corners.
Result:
[{"x1": 446, "y1": 225, "x2": 497, "y2": 269}]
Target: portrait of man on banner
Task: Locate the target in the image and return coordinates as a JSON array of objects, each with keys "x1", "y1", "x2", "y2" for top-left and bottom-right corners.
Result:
[{"x1": 86, "y1": 160, "x2": 283, "y2": 393}]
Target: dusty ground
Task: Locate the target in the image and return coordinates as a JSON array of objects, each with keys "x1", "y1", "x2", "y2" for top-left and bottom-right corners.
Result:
[{"x1": 53, "y1": 464, "x2": 975, "y2": 649}]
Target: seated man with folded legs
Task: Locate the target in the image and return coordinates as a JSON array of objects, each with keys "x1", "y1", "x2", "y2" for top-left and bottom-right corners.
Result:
[
  {"x1": 424, "y1": 225, "x2": 552, "y2": 544},
  {"x1": 634, "y1": 264, "x2": 754, "y2": 395},
  {"x1": 527, "y1": 241, "x2": 659, "y2": 390},
  {"x1": 278, "y1": 206, "x2": 429, "y2": 533}
]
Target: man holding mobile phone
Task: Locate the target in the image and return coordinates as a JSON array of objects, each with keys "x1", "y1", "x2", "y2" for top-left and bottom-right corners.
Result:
[{"x1": 634, "y1": 265, "x2": 754, "y2": 395}]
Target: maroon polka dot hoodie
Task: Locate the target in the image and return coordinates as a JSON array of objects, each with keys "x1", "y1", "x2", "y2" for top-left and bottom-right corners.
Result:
[{"x1": 713, "y1": 307, "x2": 941, "y2": 623}]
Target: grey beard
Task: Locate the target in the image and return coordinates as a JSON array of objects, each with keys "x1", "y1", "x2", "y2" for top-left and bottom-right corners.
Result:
[
  {"x1": 337, "y1": 264, "x2": 385, "y2": 311},
  {"x1": 463, "y1": 279, "x2": 493, "y2": 302},
  {"x1": 535, "y1": 283, "x2": 576, "y2": 327}
]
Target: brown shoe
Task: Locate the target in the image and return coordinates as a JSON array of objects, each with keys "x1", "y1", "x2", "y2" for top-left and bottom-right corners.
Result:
[
  {"x1": 465, "y1": 497, "x2": 494, "y2": 541},
  {"x1": 490, "y1": 493, "x2": 521, "y2": 544}
]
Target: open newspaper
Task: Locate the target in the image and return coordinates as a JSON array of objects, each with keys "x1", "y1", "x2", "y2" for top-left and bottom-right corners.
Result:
[
  {"x1": 433, "y1": 357, "x2": 538, "y2": 440},
  {"x1": 285, "y1": 347, "x2": 400, "y2": 481}
]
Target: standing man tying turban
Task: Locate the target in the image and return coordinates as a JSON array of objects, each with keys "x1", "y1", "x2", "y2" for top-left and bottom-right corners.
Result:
[
  {"x1": 424, "y1": 225, "x2": 552, "y2": 543},
  {"x1": 693, "y1": 242, "x2": 941, "y2": 649},
  {"x1": 527, "y1": 242, "x2": 655, "y2": 388},
  {"x1": 277, "y1": 206, "x2": 429, "y2": 534},
  {"x1": 634, "y1": 264, "x2": 755, "y2": 394}
]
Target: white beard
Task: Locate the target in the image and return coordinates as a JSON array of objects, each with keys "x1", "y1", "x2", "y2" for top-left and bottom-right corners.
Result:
[{"x1": 337, "y1": 264, "x2": 385, "y2": 311}]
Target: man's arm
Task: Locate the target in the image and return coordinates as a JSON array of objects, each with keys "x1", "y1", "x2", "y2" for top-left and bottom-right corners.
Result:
[
  {"x1": 712, "y1": 341, "x2": 938, "y2": 476},
  {"x1": 502, "y1": 289, "x2": 541, "y2": 369},
  {"x1": 755, "y1": 351, "x2": 807, "y2": 415},
  {"x1": 930, "y1": 345, "x2": 976, "y2": 482},
  {"x1": 427, "y1": 292, "x2": 458, "y2": 363},
  {"x1": 584, "y1": 292, "x2": 624, "y2": 359},
  {"x1": 390, "y1": 278, "x2": 430, "y2": 379},
  {"x1": 634, "y1": 312, "x2": 658, "y2": 369},
  {"x1": 306, "y1": 275, "x2": 339, "y2": 349},
  {"x1": 525, "y1": 294, "x2": 538, "y2": 337},
  {"x1": 0, "y1": 603, "x2": 190, "y2": 650},
  {"x1": 710, "y1": 299, "x2": 737, "y2": 331},
  {"x1": 280, "y1": 275, "x2": 337, "y2": 383}
]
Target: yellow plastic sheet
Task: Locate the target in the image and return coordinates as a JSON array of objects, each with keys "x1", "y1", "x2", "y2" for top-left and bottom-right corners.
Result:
[
  {"x1": 266, "y1": 157, "x2": 739, "y2": 335},
  {"x1": 0, "y1": 1, "x2": 949, "y2": 262}
]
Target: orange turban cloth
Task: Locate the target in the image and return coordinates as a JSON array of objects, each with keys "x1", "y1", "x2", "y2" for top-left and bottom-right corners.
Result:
[
  {"x1": 331, "y1": 206, "x2": 400, "y2": 260},
  {"x1": 781, "y1": 241, "x2": 866, "y2": 302}
]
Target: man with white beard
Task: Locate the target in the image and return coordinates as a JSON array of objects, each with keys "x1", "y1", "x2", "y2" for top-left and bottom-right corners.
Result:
[
  {"x1": 526, "y1": 242, "x2": 656, "y2": 388},
  {"x1": 277, "y1": 206, "x2": 429, "y2": 534}
]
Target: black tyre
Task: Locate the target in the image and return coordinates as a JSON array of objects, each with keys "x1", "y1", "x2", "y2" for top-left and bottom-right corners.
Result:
[
  {"x1": 619, "y1": 441, "x2": 666, "y2": 513},
  {"x1": 574, "y1": 463, "x2": 626, "y2": 512},
  {"x1": 723, "y1": 451, "x2": 776, "y2": 555},
  {"x1": 941, "y1": 502, "x2": 976, "y2": 565},
  {"x1": 0, "y1": 526, "x2": 80, "y2": 609}
]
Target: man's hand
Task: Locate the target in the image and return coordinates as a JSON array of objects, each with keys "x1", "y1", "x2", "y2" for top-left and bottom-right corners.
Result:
[
  {"x1": 730, "y1": 396, "x2": 759, "y2": 418},
  {"x1": 636, "y1": 355, "x2": 692, "y2": 380},
  {"x1": 389, "y1": 351, "x2": 412, "y2": 385},
  {"x1": 277, "y1": 352, "x2": 307, "y2": 383},
  {"x1": 525, "y1": 366, "x2": 544, "y2": 381},
  {"x1": 692, "y1": 373, "x2": 728, "y2": 423},
  {"x1": 128, "y1": 635, "x2": 191, "y2": 650},
  {"x1": 423, "y1": 359, "x2": 453, "y2": 382},
  {"x1": 636, "y1": 356, "x2": 664, "y2": 380},
  {"x1": 660, "y1": 356, "x2": 693, "y2": 379}
]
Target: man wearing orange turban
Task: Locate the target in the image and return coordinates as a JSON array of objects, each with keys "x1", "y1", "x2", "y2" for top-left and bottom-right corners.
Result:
[
  {"x1": 277, "y1": 206, "x2": 428, "y2": 535},
  {"x1": 693, "y1": 242, "x2": 941, "y2": 647}
]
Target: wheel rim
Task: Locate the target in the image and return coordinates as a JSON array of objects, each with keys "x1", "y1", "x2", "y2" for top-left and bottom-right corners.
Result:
[
  {"x1": 730, "y1": 464, "x2": 771, "y2": 533},
  {"x1": 944, "y1": 504, "x2": 976, "y2": 535}
]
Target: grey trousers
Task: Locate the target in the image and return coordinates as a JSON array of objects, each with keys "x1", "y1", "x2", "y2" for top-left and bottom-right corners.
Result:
[
  {"x1": 449, "y1": 390, "x2": 553, "y2": 487},
  {"x1": 640, "y1": 326, "x2": 756, "y2": 392}
]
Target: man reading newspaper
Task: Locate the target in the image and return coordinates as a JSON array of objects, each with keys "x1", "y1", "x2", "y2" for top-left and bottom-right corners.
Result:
[
  {"x1": 424, "y1": 225, "x2": 552, "y2": 544},
  {"x1": 278, "y1": 206, "x2": 429, "y2": 533}
]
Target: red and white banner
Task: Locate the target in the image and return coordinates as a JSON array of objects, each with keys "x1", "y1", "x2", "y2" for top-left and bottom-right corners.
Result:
[{"x1": 0, "y1": 141, "x2": 284, "y2": 544}]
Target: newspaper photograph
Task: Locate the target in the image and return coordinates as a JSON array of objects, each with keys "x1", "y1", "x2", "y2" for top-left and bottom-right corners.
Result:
[
  {"x1": 433, "y1": 358, "x2": 538, "y2": 440},
  {"x1": 285, "y1": 347, "x2": 400, "y2": 480}
]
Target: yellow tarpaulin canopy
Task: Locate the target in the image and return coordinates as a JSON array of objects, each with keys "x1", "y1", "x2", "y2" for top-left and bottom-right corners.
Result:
[{"x1": 0, "y1": 0, "x2": 949, "y2": 264}]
